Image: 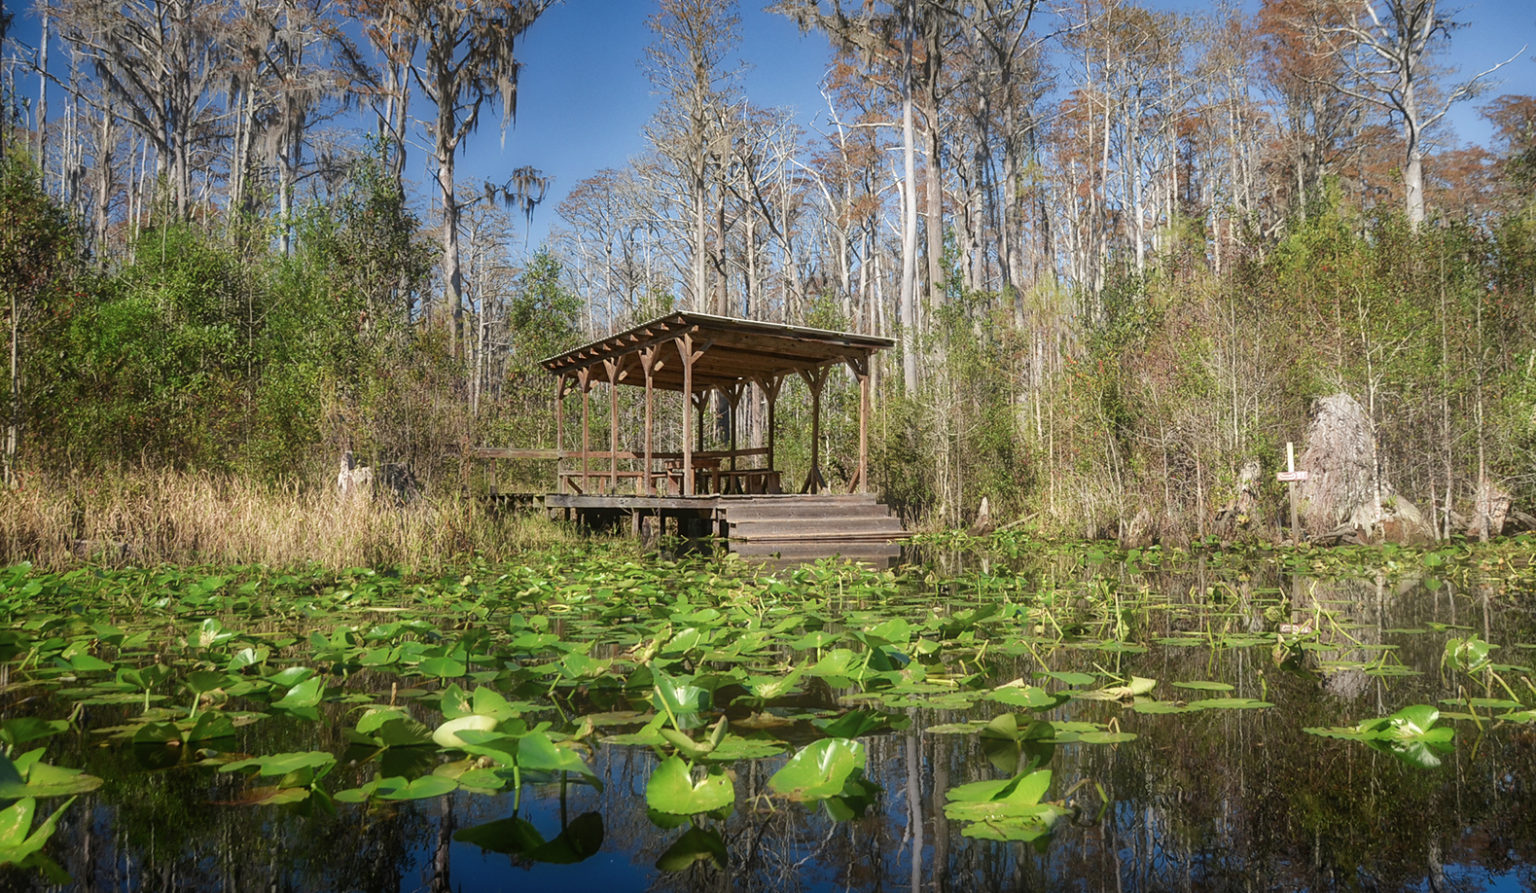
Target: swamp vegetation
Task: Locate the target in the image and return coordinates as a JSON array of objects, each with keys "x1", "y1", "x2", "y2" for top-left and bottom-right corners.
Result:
[{"x1": 1, "y1": 535, "x2": 1535, "y2": 891}]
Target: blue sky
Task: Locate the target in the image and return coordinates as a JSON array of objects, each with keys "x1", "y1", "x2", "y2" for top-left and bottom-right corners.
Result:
[{"x1": 6, "y1": 0, "x2": 1533, "y2": 250}]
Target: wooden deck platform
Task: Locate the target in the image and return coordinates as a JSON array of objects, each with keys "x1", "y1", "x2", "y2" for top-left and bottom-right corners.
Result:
[{"x1": 544, "y1": 492, "x2": 907, "y2": 553}]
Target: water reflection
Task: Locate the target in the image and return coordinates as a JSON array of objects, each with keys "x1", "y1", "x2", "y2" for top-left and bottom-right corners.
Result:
[{"x1": 6, "y1": 560, "x2": 1536, "y2": 892}]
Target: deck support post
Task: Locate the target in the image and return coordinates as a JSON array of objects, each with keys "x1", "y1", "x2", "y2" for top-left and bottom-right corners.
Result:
[{"x1": 800, "y1": 365, "x2": 831, "y2": 494}]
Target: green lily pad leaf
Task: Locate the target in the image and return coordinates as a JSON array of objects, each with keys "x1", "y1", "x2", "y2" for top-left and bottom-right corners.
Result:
[
  {"x1": 986, "y1": 682, "x2": 1065, "y2": 710},
  {"x1": 1441, "y1": 697, "x2": 1524, "y2": 710},
  {"x1": 812, "y1": 710, "x2": 896, "y2": 739},
  {"x1": 362, "y1": 716, "x2": 435, "y2": 749},
  {"x1": 374, "y1": 775, "x2": 458, "y2": 801},
  {"x1": 651, "y1": 669, "x2": 710, "y2": 722},
  {"x1": 518, "y1": 732, "x2": 598, "y2": 782},
  {"x1": 0, "y1": 796, "x2": 76, "y2": 869},
  {"x1": 790, "y1": 631, "x2": 836, "y2": 651},
  {"x1": 1184, "y1": 698, "x2": 1273, "y2": 711},
  {"x1": 226, "y1": 647, "x2": 269, "y2": 671},
  {"x1": 645, "y1": 755, "x2": 735, "y2": 815},
  {"x1": 1037, "y1": 670, "x2": 1096, "y2": 687},
  {"x1": 67, "y1": 652, "x2": 112, "y2": 673},
  {"x1": 768, "y1": 738, "x2": 865, "y2": 801},
  {"x1": 0, "y1": 753, "x2": 102, "y2": 799},
  {"x1": 235, "y1": 786, "x2": 311, "y2": 807},
  {"x1": 1170, "y1": 681, "x2": 1234, "y2": 692},
  {"x1": 186, "y1": 710, "x2": 237, "y2": 741},
  {"x1": 0, "y1": 719, "x2": 68, "y2": 752},
  {"x1": 807, "y1": 648, "x2": 860, "y2": 679},
  {"x1": 1445, "y1": 635, "x2": 1494, "y2": 674},
  {"x1": 417, "y1": 657, "x2": 466, "y2": 678},
  {"x1": 943, "y1": 768, "x2": 1066, "y2": 842},
  {"x1": 272, "y1": 677, "x2": 325, "y2": 710},
  {"x1": 700, "y1": 736, "x2": 786, "y2": 762},
  {"x1": 655, "y1": 826, "x2": 727, "y2": 872},
  {"x1": 1304, "y1": 704, "x2": 1456, "y2": 768},
  {"x1": 266, "y1": 667, "x2": 314, "y2": 688},
  {"x1": 221, "y1": 751, "x2": 336, "y2": 779},
  {"x1": 130, "y1": 722, "x2": 183, "y2": 746}
]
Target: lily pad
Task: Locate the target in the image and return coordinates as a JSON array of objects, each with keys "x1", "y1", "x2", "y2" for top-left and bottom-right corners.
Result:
[
  {"x1": 645, "y1": 755, "x2": 734, "y2": 815},
  {"x1": 769, "y1": 738, "x2": 866, "y2": 801}
]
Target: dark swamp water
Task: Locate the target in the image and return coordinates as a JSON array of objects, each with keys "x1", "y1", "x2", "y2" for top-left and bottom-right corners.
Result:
[{"x1": 2, "y1": 540, "x2": 1535, "y2": 892}]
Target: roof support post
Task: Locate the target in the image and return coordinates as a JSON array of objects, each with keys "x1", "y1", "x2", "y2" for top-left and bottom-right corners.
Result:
[
  {"x1": 640, "y1": 347, "x2": 659, "y2": 495},
  {"x1": 761, "y1": 374, "x2": 784, "y2": 476},
  {"x1": 578, "y1": 368, "x2": 591, "y2": 495},
  {"x1": 847, "y1": 352, "x2": 871, "y2": 494},
  {"x1": 723, "y1": 382, "x2": 746, "y2": 479},
  {"x1": 604, "y1": 358, "x2": 621, "y2": 492},
  {"x1": 677, "y1": 334, "x2": 695, "y2": 496},
  {"x1": 799, "y1": 365, "x2": 831, "y2": 494},
  {"x1": 554, "y1": 373, "x2": 566, "y2": 495}
]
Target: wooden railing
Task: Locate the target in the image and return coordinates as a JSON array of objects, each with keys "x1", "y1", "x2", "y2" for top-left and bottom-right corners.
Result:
[{"x1": 473, "y1": 446, "x2": 778, "y2": 497}]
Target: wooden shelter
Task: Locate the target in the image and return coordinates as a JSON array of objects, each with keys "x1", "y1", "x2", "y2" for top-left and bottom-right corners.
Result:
[
  {"x1": 538, "y1": 312, "x2": 892, "y2": 499},
  {"x1": 475, "y1": 312, "x2": 905, "y2": 554}
]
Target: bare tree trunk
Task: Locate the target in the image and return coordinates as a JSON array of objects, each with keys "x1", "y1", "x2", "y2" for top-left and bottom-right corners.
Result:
[
  {"x1": 438, "y1": 151, "x2": 464, "y2": 356},
  {"x1": 5, "y1": 287, "x2": 18, "y2": 488},
  {"x1": 36, "y1": 10, "x2": 49, "y2": 179}
]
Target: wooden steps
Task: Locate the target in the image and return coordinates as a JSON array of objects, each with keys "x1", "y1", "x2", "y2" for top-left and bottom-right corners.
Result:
[{"x1": 720, "y1": 494, "x2": 907, "y2": 545}]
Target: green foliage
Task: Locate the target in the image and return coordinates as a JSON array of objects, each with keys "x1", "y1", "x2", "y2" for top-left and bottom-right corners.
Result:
[{"x1": 1, "y1": 151, "x2": 81, "y2": 477}]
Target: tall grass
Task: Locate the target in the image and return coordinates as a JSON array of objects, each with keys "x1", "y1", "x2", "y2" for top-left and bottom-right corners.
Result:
[{"x1": 0, "y1": 472, "x2": 586, "y2": 570}]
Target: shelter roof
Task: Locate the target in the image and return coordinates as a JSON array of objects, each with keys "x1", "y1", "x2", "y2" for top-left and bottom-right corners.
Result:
[{"x1": 540, "y1": 312, "x2": 893, "y2": 392}]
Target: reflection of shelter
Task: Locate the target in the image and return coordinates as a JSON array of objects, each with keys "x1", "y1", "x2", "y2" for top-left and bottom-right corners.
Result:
[{"x1": 483, "y1": 312, "x2": 905, "y2": 557}]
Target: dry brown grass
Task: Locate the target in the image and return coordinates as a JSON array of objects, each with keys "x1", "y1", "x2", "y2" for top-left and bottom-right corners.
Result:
[{"x1": 0, "y1": 471, "x2": 580, "y2": 570}]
